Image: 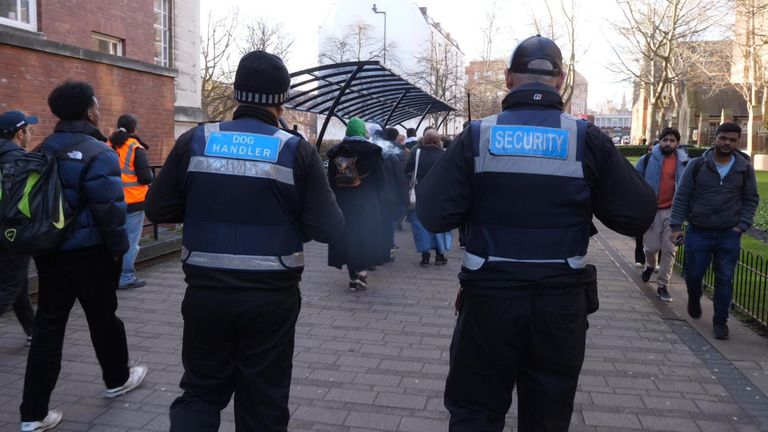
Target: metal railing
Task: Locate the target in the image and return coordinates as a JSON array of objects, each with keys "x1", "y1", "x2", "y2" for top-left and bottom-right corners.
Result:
[{"x1": 674, "y1": 235, "x2": 768, "y2": 331}]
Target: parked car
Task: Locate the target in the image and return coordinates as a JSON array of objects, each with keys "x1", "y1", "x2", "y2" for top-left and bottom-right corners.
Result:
[
  {"x1": 612, "y1": 136, "x2": 621, "y2": 145},
  {"x1": 621, "y1": 135, "x2": 631, "y2": 145}
]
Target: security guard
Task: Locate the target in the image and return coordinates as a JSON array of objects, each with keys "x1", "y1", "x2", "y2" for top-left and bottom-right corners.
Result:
[
  {"x1": 146, "y1": 51, "x2": 344, "y2": 432},
  {"x1": 416, "y1": 36, "x2": 656, "y2": 431}
]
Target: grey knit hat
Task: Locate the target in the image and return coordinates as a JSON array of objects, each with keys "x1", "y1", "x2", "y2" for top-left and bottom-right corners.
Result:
[{"x1": 233, "y1": 51, "x2": 291, "y2": 106}]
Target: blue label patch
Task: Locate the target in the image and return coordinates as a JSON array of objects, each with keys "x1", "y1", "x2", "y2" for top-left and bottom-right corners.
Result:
[
  {"x1": 489, "y1": 125, "x2": 569, "y2": 159},
  {"x1": 204, "y1": 131, "x2": 279, "y2": 163}
]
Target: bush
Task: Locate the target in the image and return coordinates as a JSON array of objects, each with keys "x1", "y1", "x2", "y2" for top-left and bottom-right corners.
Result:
[
  {"x1": 615, "y1": 145, "x2": 649, "y2": 157},
  {"x1": 685, "y1": 146, "x2": 708, "y2": 158}
]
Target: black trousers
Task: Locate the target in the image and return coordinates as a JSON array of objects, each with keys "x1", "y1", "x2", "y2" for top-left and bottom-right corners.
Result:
[
  {"x1": 0, "y1": 253, "x2": 35, "y2": 336},
  {"x1": 20, "y1": 247, "x2": 129, "y2": 421},
  {"x1": 170, "y1": 285, "x2": 301, "y2": 432},
  {"x1": 634, "y1": 236, "x2": 646, "y2": 265},
  {"x1": 445, "y1": 287, "x2": 588, "y2": 432}
]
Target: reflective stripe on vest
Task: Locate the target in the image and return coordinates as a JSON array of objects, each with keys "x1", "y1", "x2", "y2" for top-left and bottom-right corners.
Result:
[
  {"x1": 181, "y1": 246, "x2": 304, "y2": 270},
  {"x1": 187, "y1": 123, "x2": 295, "y2": 185},
  {"x1": 475, "y1": 113, "x2": 583, "y2": 178},
  {"x1": 117, "y1": 138, "x2": 148, "y2": 204}
]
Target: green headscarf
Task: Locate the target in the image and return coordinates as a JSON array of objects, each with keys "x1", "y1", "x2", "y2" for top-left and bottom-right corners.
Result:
[{"x1": 345, "y1": 117, "x2": 367, "y2": 138}]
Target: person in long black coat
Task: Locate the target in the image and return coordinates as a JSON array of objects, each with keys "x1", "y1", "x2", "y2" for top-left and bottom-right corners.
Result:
[
  {"x1": 378, "y1": 128, "x2": 410, "y2": 262},
  {"x1": 327, "y1": 118, "x2": 386, "y2": 291}
]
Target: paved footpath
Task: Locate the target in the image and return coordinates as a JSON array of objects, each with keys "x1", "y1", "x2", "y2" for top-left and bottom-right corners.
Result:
[{"x1": 1, "y1": 224, "x2": 768, "y2": 431}]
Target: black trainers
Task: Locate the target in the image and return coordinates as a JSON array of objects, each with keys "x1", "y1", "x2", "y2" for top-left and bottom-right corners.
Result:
[
  {"x1": 435, "y1": 253, "x2": 448, "y2": 265},
  {"x1": 656, "y1": 286, "x2": 672, "y2": 302},
  {"x1": 713, "y1": 322, "x2": 730, "y2": 340},
  {"x1": 687, "y1": 295, "x2": 702, "y2": 319},
  {"x1": 641, "y1": 266, "x2": 654, "y2": 283},
  {"x1": 420, "y1": 252, "x2": 430, "y2": 267}
]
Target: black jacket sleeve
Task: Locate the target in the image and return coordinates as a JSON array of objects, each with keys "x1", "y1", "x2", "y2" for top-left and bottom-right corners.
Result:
[
  {"x1": 133, "y1": 147, "x2": 154, "y2": 185},
  {"x1": 584, "y1": 125, "x2": 656, "y2": 236},
  {"x1": 295, "y1": 140, "x2": 344, "y2": 243},
  {"x1": 144, "y1": 128, "x2": 193, "y2": 223}
]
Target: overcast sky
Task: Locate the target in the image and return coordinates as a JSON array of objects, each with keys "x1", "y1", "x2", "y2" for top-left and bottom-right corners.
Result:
[{"x1": 199, "y1": 0, "x2": 634, "y2": 110}]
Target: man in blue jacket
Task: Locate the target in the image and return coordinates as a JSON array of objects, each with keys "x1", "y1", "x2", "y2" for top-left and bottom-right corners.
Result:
[
  {"x1": 20, "y1": 81, "x2": 147, "y2": 432},
  {"x1": 635, "y1": 128, "x2": 689, "y2": 302},
  {"x1": 416, "y1": 35, "x2": 656, "y2": 431},
  {"x1": 670, "y1": 122, "x2": 759, "y2": 340}
]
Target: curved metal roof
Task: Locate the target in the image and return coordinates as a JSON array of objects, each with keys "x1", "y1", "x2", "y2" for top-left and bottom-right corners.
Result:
[{"x1": 285, "y1": 61, "x2": 455, "y2": 146}]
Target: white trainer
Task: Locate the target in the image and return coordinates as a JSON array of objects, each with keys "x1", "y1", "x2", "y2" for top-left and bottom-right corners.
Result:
[
  {"x1": 20, "y1": 409, "x2": 63, "y2": 432},
  {"x1": 104, "y1": 365, "x2": 148, "y2": 398}
]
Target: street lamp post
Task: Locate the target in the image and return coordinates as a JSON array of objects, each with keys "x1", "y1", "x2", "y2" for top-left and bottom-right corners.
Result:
[{"x1": 371, "y1": 3, "x2": 387, "y2": 65}]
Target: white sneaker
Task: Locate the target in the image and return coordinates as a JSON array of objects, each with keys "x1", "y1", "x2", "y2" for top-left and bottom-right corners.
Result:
[
  {"x1": 104, "y1": 365, "x2": 148, "y2": 398},
  {"x1": 20, "y1": 410, "x2": 63, "y2": 431}
]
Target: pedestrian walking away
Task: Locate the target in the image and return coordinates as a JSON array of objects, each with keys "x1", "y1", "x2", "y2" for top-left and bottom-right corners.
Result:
[
  {"x1": 405, "y1": 129, "x2": 452, "y2": 267},
  {"x1": 19, "y1": 81, "x2": 147, "y2": 432},
  {"x1": 108, "y1": 114, "x2": 153, "y2": 290},
  {"x1": 636, "y1": 127, "x2": 689, "y2": 302},
  {"x1": 670, "y1": 122, "x2": 759, "y2": 341},
  {"x1": 146, "y1": 50, "x2": 344, "y2": 432},
  {"x1": 327, "y1": 117, "x2": 386, "y2": 291},
  {"x1": 0, "y1": 110, "x2": 39, "y2": 347},
  {"x1": 416, "y1": 35, "x2": 656, "y2": 431}
]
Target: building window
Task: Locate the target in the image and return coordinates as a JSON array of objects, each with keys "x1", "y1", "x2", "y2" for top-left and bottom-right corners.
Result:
[
  {"x1": 154, "y1": 0, "x2": 170, "y2": 67},
  {"x1": 0, "y1": 0, "x2": 37, "y2": 31},
  {"x1": 93, "y1": 33, "x2": 124, "y2": 56}
]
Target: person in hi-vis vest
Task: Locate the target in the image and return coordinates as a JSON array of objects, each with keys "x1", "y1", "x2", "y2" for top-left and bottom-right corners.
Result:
[
  {"x1": 146, "y1": 51, "x2": 344, "y2": 432},
  {"x1": 108, "y1": 114, "x2": 153, "y2": 290},
  {"x1": 417, "y1": 35, "x2": 657, "y2": 432}
]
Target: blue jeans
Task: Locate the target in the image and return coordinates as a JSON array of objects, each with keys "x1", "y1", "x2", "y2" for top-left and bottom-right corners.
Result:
[
  {"x1": 120, "y1": 210, "x2": 145, "y2": 285},
  {"x1": 684, "y1": 225, "x2": 741, "y2": 324}
]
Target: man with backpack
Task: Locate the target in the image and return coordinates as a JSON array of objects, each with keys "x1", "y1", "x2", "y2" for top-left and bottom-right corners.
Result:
[
  {"x1": 0, "y1": 110, "x2": 38, "y2": 347},
  {"x1": 670, "y1": 122, "x2": 759, "y2": 340},
  {"x1": 635, "y1": 127, "x2": 689, "y2": 302},
  {"x1": 19, "y1": 81, "x2": 147, "y2": 432}
]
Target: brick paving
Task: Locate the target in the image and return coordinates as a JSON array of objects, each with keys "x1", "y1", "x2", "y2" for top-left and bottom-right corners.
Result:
[{"x1": 1, "y1": 225, "x2": 767, "y2": 431}]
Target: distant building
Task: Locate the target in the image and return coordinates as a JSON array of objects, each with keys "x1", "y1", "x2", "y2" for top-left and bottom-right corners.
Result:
[
  {"x1": 0, "y1": 0, "x2": 202, "y2": 163},
  {"x1": 569, "y1": 71, "x2": 589, "y2": 115},
  {"x1": 465, "y1": 59, "x2": 507, "y2": 120},
  {"x1": 594, "y1": 113, "x2": 632, "y2": 138}
]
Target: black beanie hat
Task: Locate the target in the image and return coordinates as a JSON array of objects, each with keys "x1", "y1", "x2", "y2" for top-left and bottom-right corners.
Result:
[{"x1": 233, "y1": 51, "x2": 290, "y2": 106}]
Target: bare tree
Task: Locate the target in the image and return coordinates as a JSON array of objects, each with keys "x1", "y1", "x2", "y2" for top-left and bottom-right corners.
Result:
[
  {"x1": 730, "y1": 0, "x2": 768, "y2": 153},
  {"x1": 609, "y1": 0, "x2": 726, "y2": 141},
  {"x1": 201, "y1": 10, "x2": 239, "y2": 121},
  {"x1": 528, "y1": 0, "x2": 580, "y2": 109},
  {"x1": 241, "y1": 17, "x2": 294, "y2": 61},
  {"x1": 467, "y1": 5, "x2": 508, "y2": 119},
  {"x1": 319, "y1": 21, "x2": 397, "y2": 66},
  {"x1": 201, "y1": 11, "x2": 295, "y2": 121},
  {"x1": 409, "y1": 31, "x2": 465, "y2": 131}
]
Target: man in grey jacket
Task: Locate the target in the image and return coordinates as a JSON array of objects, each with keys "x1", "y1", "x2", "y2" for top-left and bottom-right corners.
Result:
[
  {"x1": 636, "y1": 127, "x2": 689, "y2": 302},
  {"x1": 670, "y1": 122, "x2": 759, "y2": 340}
]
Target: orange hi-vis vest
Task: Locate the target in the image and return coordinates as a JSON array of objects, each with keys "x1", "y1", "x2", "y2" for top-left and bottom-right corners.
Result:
[{"x1": 116, "y1": 138, "x2": 148, "y2": 205}]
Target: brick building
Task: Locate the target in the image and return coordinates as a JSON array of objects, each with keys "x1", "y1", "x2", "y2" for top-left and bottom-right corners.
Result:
[{"x1": 0, "y1": 0, "x2": 202, "y2": 164}]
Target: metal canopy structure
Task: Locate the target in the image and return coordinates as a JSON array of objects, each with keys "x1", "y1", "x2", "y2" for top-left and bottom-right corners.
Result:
[{"x1": 285, "y1": 61, "x2": 455, "y2": 147}]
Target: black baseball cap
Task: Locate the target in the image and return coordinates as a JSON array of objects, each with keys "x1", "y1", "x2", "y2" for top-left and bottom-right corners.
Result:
[
  {"x1": 508, "y1": 35, "x2": 563, "y2": 77},
  {"x1": 0, "y1": 111, "x2": 38, "y2": 135}
]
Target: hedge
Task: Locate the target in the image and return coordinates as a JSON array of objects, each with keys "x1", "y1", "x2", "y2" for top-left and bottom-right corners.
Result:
[{"x1": 614, "y1": 145, "x2": 709, "y2": 158}]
